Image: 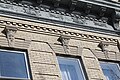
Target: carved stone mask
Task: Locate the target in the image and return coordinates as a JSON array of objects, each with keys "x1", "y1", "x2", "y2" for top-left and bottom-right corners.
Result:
[{"x1": 3, "y1": 26, "x2": 18, "y2": 47}]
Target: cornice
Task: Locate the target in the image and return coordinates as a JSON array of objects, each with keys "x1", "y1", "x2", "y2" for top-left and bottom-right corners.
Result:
[
  {"x1": 83, "y1": 0, "x2": 120, "y2": 11},
  {"x1": 0, "y1": 1, "x2": 106, "y2": 22},
  {"x1": 2, "y1": 0, "x2": 120, "y2": 11},
  {"x1": 0, "y1": 19, "x2": 118, "y2": 45},
  {"x1": 0, "y1": 0, "x2": 120, "y2": 30},
  {"x1": 0, "y1": 0, "x2": 116, "y2": 31}
]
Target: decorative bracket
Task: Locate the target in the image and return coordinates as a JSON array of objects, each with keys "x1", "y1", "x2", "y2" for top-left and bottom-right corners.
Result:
[
  {"x1": 85, "y1": 3, "x2": 92, "y2": 14},
  {"x1": 99, "y1": 7, "x2": 107, "y2": 17},
  {"x1": 70, "y1": 0, "x2": 78, "y2": 11},
  {"x1": 58, "y1": 35, "x2": 71, "y2": 54},
  {"x1": 3, "y1": 26, "x2": 18, "y2": 47},
  {"x1": 98, "y1": 41, "x2": 109, "y2": 58}
]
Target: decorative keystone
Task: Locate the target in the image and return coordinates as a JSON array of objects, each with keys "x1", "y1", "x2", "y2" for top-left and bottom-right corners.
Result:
[
  {"x1": 3, "y1": 26, "x2": 18, "y2": 47},
  {"x1": 58, "y1": 35, "x2": 71, "y2": 53}
]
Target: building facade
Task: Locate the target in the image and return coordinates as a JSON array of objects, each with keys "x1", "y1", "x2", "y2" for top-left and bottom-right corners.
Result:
[{"x1": 0, "y1": 0, "x2": 120, "y2": 80}]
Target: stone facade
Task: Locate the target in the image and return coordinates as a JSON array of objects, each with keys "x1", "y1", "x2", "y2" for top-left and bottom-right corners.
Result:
[
  {"x1": 0, "y1": 0, "x2": 120, "y2": 80},
  {"x1": 0, "y1": 15, "x2": 119, "y2": 80}
]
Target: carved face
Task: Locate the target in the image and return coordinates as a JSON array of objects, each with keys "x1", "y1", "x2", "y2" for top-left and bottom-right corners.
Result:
[
  {"x1": 62, "y1": 38, "x2": 69, "y2": 46},
  {"x1": 7, "y1": 29, "x2": 15, "y2": 41}
]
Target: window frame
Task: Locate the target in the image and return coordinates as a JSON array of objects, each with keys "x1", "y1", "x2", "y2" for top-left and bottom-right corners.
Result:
[
  {"x1": 0, "y1": 49, "x2": 31, "y2": 80},
  {"x1": 100, "y1": 60, "x2": 120, "y2": 80},
  {"x1": 57, "y1": 56, "x2": 86, "y2": 80},
  {"x1": 100, "y1": 61, "x2": 120, "y2": 69}
]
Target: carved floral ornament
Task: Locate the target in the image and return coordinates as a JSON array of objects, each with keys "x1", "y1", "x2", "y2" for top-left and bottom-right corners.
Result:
[{"x1": 3, "y1": 26, "x2": 18, "y2": 47}]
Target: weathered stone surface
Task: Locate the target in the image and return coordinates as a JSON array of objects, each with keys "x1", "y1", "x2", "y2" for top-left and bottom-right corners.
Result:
[{"x1": 0, "y1": 16, "x2": 119, "y2": 80}]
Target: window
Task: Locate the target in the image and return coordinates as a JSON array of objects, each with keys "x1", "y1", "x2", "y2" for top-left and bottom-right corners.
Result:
[
  {"x1": 0, "y1": 49, "x2": 30, "y2": 79},
  {"x1": 57, "y1": 57, "x2": 86, "y2": 80},
  {"x1": 100, "y1": 62, "x2": 120, "y2": 80}
]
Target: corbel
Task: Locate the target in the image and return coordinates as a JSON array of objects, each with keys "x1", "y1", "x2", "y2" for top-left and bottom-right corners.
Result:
[
  {"x1": 114, "y1": 11, "x2": 120, "y2": 31},
  {"x1": 53, "y1": 0, "x2": 61, "y2": 8},
  {"x1": 85, "y1": 3, "x2": 92, "y2": 14},
  {"x1": 3, "y1": 26, "x2": 18, "y2": 47},
  {"x1": 58, "y1": 35, "x2": 71, "y2": 54},
  {"x1": 99, "y1": 7, "x2": 107, "y2": 17},
  {"x1": 98, "y1": 41, "x2": 109, "y2": 58},
  {"x1": 70, "y1": 0, "x2": 78, "y2": 11},
  {"x1": 116, "y1": 11, "x2": 120, "y2": 19}
]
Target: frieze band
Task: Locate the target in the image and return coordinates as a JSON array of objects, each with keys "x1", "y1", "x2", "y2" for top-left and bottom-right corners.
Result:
[{"x1": 0, "y1": 19, "x2": 118, "y2": 45}]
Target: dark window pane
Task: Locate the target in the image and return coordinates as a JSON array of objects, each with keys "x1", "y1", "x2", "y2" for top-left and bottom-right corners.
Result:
[{"x1": 0, "y1": 50, "x2": 28, "y2": 79}]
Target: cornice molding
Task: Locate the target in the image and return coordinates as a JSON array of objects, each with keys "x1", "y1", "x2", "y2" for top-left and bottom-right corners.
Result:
[
  {"x1": 2, "y1": 0, "x2": 120, "y2": 11},
  {"x1": 0, "y1": 19, "x2": 118, "y2": 45},
  {"x1": 83, "y1": 0, "x2": 120, "y2": 11},
  {"x1": 1, "y1": 0, "x2": 120, "y2": 33},
  {"x1": 0, "y1": 1, "x2": 115, "y2": 31},
  {"x1": 0, "y1": 1, "x2": 107, "y2": 23}
]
